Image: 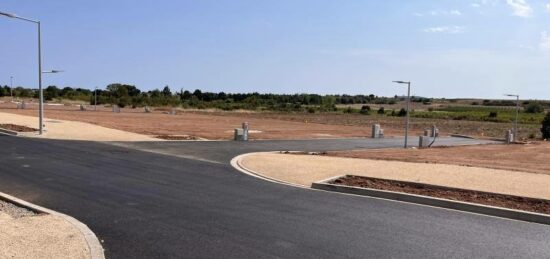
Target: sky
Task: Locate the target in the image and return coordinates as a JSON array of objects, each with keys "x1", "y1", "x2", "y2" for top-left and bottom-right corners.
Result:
[{"x1": 1, "y1": 0, "x2": 550, "y2": 99}]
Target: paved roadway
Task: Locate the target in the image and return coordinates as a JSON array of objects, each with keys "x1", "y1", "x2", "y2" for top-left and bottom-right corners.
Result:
[{"x1": 1, "y1": 135, "x2": 549, "y2": 258}]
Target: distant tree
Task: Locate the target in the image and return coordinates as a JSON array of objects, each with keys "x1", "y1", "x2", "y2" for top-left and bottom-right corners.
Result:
[
  {"x1": 162, "y1": 86, "x2": 172, "y2": 97},
  {"x1": 377, "y1": 107, "x2": 385, "y2": 115},
  {"x1": 542, "y1": 112, "x2": 550, "y2": 139},
  {"x1": 360, "y1": 105, "x2": 371, "y2": 115},
  {"x1": 525, "y1": 103, "x2": 544, "y2": 113}
]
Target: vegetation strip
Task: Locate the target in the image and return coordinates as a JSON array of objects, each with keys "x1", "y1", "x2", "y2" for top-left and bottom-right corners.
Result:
[{"x1": 329, "y1": 175, "x2": 550, "y2": 215}]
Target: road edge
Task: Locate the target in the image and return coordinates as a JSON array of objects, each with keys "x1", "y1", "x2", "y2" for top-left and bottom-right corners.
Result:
[
  {"x1": 0, "y1": 192, "x2": 105, "y2": 259},
  {"x1": 231, "y1": 152, "x2": 550, "y2": 226}
]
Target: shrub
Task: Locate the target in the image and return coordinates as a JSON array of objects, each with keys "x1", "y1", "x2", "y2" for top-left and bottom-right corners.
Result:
[
  {"x1": 307, "y1": 107, "x2": 316, "y2": 113},
  {"x1": 397, "y1": 108, "x2": 407, "y2": 117},
  {"x1": 428, "y1": 107, "x2": 434, "y2": 112},
  {"x1": 360, "y1": 105, "x2": 371, "y2": 115},
  {"x1": 542, "y1": 112, "x2": 550, "y2": 139},
  {"x1": 525, "y1": 103, "x2": 544, "y2": 113},
  {"x1": 377, "y1": 107, "x2": 385, "y2": 115},
  {"x1": 343, "y1": 106, "x2": 353, "y2": 113},
  {"x1": 488, "y1": 111, "x2": 498, "y2": 118}
]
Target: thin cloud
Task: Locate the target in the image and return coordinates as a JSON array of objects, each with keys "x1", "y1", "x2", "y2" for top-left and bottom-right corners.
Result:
[
  {"x1": 540, "y1": 31, "x2": 550, "y2": 52},
  {"x1": 545, "y1": 3, "x2": 550, "y2": 11},
  {"x1": 424, "y1": 26, "x2": 466, "y2": 34},
  {"x1": 506, "y1": 0, "x2": 533, "y2": 17},
  {"x1": 414, "y1": 10, "x2": 462, "y2": 17}
]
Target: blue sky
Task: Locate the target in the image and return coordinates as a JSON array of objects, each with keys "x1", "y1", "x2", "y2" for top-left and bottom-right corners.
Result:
[{"x1": 1, "y1": 0, "x2": 550, "y2": 99}]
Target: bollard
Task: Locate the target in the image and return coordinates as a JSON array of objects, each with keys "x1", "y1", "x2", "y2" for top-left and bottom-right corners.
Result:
[
  {"x1": 242, "y1": 122, "x2": 249, "y2": 141},
  {"x1": 144, "y1": 106, "x2": 152, "y2": 113},
  {"x1": 80, "y1": 104, "x2": 86, "y2": 111},
  {"x1": 505, "y1": 130, "x2": 514, "y2": 144},
  {"x1": 170, "y1": 108, "x2": 176, "y2": 115},
  {"x1": 234, "y1": 128, "x2": 245, "y2": 141},
  {"x1": 378, "y1": 129, "x2": 385, "y2": 138},
  {"x1": 371, "y1": 124, "x2": 381, "y2": 138},
  {"x1": 419, "y1": 135, "x2": 431, "y2": 148},
  {"x1": 431, "y1": 125, "x2": 439, "y2": 137},
  {"x1": 112, "y1": 105, "x2": 120, "y2": 113},
  {"x1": 423, "y1": 129, "x2": 430, "y2": 136}
]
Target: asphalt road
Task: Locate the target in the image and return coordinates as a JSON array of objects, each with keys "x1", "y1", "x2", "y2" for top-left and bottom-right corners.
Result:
[{"x1": 1, "y1": 135, "x2": 549, "y2": 258}]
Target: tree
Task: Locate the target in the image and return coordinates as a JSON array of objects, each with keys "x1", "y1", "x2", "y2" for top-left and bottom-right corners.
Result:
[
  {"x1": 525, "y1": 103, "x2": 544, "y2": 113},
  {"x1": 541, "y1": 112, "x2": 550, "y2": 139},
  {"x1": 360, "y1": 105, "x2": 371, "y2": 115},
  {"x1": 377, "y1": 107, "x2": 385, "y2": 115},
  {"x1": 162, "y1": 86, "x2": 172, "y2": 97}
]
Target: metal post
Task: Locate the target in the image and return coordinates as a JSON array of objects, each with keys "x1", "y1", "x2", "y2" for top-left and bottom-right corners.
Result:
[
  {"x1": 10, "y1": 76, "x2": 13, "y2": 101},
  {"x1": 405, "y1": 82, "x2": 410, "y2": 148},
  {"x1": 94, "y1": 87, "x2": 98, "y2": 111},
  {"x1": 514, "y1": 95, "x2": 519, "y2": 141},
  {"x1": 38, "y1": 21, "x2": 44, "y2": 134}
]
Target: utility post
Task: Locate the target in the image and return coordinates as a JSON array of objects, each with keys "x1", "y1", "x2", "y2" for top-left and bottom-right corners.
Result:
[{"x1": 393, "y1": 81, "x2": 411, "y2": 148}]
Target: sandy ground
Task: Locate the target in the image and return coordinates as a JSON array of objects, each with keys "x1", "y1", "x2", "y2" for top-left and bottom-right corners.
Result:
[
  {"x1": 0, "y1": 111, "x2": 159, "y2": 141},
  {"x1": 0, "y1": 212, "x2": 90, "y2": 259},
  {"x1": 239, "y1": 153, "x2": 550, "y2": 200},
  {"x1": 326, "y1": 142, "x2": 550, "y2": 175},
  {"x1": 0, "y1": 103, "x2": 389, "y2": 140}
]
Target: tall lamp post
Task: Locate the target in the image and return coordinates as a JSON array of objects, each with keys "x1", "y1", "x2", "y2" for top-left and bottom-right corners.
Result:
[
  {"x1": 504, "y1": 94, "x2": 520, "y2": 141},
  {"x1": 9, "y1": 76, "x2": 14, "y2": 101},
  {"x1": 393, "y1": 81, "x2": 411, "y2": 148},
  {"x1": 0, "y1": 11, "x2": 45, "y2": 134}
]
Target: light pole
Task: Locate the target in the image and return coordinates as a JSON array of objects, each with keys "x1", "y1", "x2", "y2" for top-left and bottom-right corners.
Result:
[
  {"x1": 0, "y1": 11, "x2": 45, "y2": 134},
  {"x1": 9, "y1": 76, "x2": 13, "y2": 101},
  {"x1": 393, "y1": 81, "x2": 411, "y2": 148},
  {"x1": 505, "y1": 94, "x2": 520, "y2": 141},
  {"x1": 94, "y1": 87, "x2": 98, "y2": 111}
]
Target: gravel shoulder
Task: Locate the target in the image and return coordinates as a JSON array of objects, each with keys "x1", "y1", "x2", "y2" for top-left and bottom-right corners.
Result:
[
  {"x1": 239, "y1": 152, "x2": 550, "y2": 200},
  {"x1": 0, "y1": 200, "x2": 90, "y2": 259}
]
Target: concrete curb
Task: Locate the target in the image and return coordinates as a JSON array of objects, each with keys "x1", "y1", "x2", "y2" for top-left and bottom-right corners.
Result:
[
  {"x1": 230, "y1": 152, "x2": 308, "y2": 189},
  {"x1": 0, "y1": 192, "x2": 105, "y2": 259},
  {"x1": 0, "y1": 128, "x2": 19, "y2": 136},
  {"x1": 312, "y1": 175, "x2": 550, "y2": 226}
]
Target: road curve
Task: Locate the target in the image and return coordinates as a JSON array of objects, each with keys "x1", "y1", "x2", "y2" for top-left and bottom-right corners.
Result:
[{"x1": 0, "y1": 135, "x2": 549, "y2": 258}]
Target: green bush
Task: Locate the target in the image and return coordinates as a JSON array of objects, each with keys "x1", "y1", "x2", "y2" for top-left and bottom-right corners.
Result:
[
  {"x1": 488, "y1": 111, "x2": 498, "y2": 118},
  {"x1": 525, "y1": 103, "x2": 544, "y2": 113},
  {"x1": 377, "y1": 107, "x2": 385, "y2": 115},
  {"x1": 360, "y1": 105, "x2": 371, "y2": 115},
  {"x1": 542, "y1": 112, "x2": 550, "y2": 139},
  {"x1": 397, "y1": 108, "x2": 407, "y2": 117}
]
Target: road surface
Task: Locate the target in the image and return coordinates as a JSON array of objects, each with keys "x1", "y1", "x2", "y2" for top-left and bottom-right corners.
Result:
[{"x1": 0, "y1": 135, "x2": 549, "y2": 258}]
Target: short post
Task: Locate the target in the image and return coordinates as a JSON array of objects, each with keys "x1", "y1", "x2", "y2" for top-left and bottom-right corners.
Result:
[
  {"x1": 112, "y1": 105, "x2": 120, "y2": 113},
  {"x1": 80, "y1": 104, "x2": 86, "y2": 111},
  {"x1": 371, "y1": 124, "x2": 381, "y2": 138},
  {"x1": 431, "y1": 125, "x2": 439, "y2": 137},
  {"x1": 505, "y1": 130, "x2": 514, "y2": 144},
  {"x1": 242, "y1": 122, "x2": 249, "y2": 141},
  {"x1": 419, "y1": 135, "x2": 431, "y2": 148},
  {"x1": 144, "y1": 106, "x2": 151, "y2": 113}
]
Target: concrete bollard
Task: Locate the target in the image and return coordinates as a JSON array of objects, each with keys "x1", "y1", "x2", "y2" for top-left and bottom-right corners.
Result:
[
  {"x1": 419, "y1": 135, "x2": 431, "y2": 148},
  {"x1": 505, "y1": 130, "x2": 514, "y2": 144},
  {"x1": 80, "y1": 104, "x2": 86, "y2": 111},
  {"x1": 371, "y1": 124, "x2": 381, "y2": 138},
  {"x1": 423, "y1": 129, "x2": 430, "y2": 136},
  {"x1": 112, "y1": 105, "x2": 121, "y2": 113},
  {"x1": 242, "y1": 122, "x2": 249, "y2": 141},
  {"x1": 378, "y1": 129, "x2": 384, "y2": 138},
  {"x1": 144, "y1": 106, "x2": 152, "y2": 113},
  {"x1": 235, "y1": 122, "x2": 250, "y2": 141},
  {"x1": 431, "y1": 125, "x2": 439, "y2": 137}
]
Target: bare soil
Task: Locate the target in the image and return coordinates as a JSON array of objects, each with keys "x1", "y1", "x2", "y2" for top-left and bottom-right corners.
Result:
[
  {"x1": 327, "y1": 142, "x2": 550, "y2": 175},
  {"x1": 0, "y1": 123, "x2": 37, "y2": 132},
  {"x1": 1, "y1": 100, "x2": 539, "y2": 140},
  {"x1": 331, "y1": 175, "x2": 550, "y2": 215}
]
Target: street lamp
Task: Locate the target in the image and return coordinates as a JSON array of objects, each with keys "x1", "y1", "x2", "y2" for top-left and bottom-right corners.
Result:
[
  {"x1": 393, "y1": 81, "x2": 411, "y2": 148},
  {"x1": 9, "y1": 76, "x2": 13, "y2": 101},
  {"x1": 0, "y1": 11, "x2": 44, "y2": 134},
  {"x1": 504, "y1": 94, "x2": 520, "y2": 141}
]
